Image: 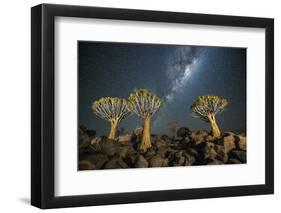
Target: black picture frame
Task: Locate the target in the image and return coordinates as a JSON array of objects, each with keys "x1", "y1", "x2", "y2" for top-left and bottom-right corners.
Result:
[{"x1": 31, "y1": 3, "x2": 274, "y2": 209}]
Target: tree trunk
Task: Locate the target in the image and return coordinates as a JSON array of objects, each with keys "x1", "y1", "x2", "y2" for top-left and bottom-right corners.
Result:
[
  {"x1": 140, "y1": 115, "x2": 151, "y2": 152},
  {"x1": 208, "y1": 114, "x2": 221, "y2": 138},
  {"x1": 108, "y1": 120, "x2": 118, "y2": 140}
]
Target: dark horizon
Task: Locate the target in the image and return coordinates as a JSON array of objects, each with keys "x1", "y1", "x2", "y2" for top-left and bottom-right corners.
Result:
[{"x1": 78, "y1": 41, "x2": 246, "y2": 136}]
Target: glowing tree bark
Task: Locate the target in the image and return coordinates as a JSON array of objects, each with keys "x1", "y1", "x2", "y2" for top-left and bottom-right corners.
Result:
[
  {"x1": 129, "y1": 89, "x2": 161, "y2": 152},
  {"x1": 92, "y1": 97, "x2": 131, "y2": 140},
  {"x1": 191, "y1": 95, "x2": 228, "y2": 138}
]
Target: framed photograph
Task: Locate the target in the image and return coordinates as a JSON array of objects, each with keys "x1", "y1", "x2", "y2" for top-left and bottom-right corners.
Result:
[{"x1": 31, "y1": 4, "x2": 274, "y2": 209}]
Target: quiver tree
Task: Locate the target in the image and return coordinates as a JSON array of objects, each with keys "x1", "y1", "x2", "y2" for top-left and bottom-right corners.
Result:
[
  {"x1": 92, "y1": 97, "x2": 131, "y2": 140},
  {"x1": 191, "y1": 95, "x2": 228, "y2": 138},
  {"x1": 128, "y1": 89, "x2": 161, "y2": 152}
]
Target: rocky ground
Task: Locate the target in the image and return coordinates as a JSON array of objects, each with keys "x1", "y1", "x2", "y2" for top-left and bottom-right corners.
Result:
[{"x1": 78, "y1": 126, "x2": 246, "y2": 170}]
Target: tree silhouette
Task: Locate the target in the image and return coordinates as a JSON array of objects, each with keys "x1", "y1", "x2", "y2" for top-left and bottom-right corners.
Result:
[
  {"x1": 129, "y1": 89, "x2": 161, "y2": 151},
  {"x1": 191, "y1": 95, "x2": 228, "y2": 138},
  {"x1": 92, "y1": 97, "x2": 131, "y2": 140}
]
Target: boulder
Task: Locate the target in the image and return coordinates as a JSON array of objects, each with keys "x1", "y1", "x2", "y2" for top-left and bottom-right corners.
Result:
[
  {"x1": 238, "y1": 136, "x2": 247, "y2": 151},
  {"x1": 149, "y1": 155, "x2": 165, "y2": 167},
  {"x1": 177, "y1": 127, "x2": 190, "y2": 138},
  {"x1": 79, "y1": 160, "x2": 96, "y2": 170},
  {"x1": 155, "y1": 139, "x2": 168, "y2": 150},
  {"x1": 162, "y1": 158, "x2": 169, "y2": 167},
  {"x1": 79, "y1": 131, "x2": 90, "y2": 149},
  {"x1": 238, "y1": 132, "x2": 246, "y2": 137},
  {"x1": 103, "y1": 157, "x2": 129, "y2": 169},
  {"x1": 86, "y1": 153, "x2": 109, "y2": 169},
  {"x1": 91, "y1": 137, "x2": 102, "y2": 145},
  {"x1": 182, "y1": 136, "x2": 191, "y2": 144},
  {"x1": 124, "y1": 153, "x2": 138, "y2": 167},
  {"x1": 169, "y1": 151, "x2": 186, "y2": 166},
  {"x1": 135, "y1": 155, "x2": 149, "y2": 168},
  {"x1": 214, "y1": 145, "x2": 228, "y2": 163},
  {"x1": 156, "y1": 146, "x2": 169, "y2": 158},
  {"x1": 230, "y1": 150, "x2": 246, "y2": 163},
  {"x1": 150, "y1": 135, "x2": 159, "y2": 144},
  {"x1": 190, "y1": 130, "x2": 209, "y2": 143},
  {"x1": 201, "y1": 142, "x2": 217, "y2": 160},
  {"x1": 118, "y1": 145, "x2": 135, "y2": 158},
  {"x1": 182, "y1": 152, "x2": 196, "y2": 166},
  {"x1": 99, "y1": 138, "x2": 120, "y2": 156},
  {"x1": 206, "y1": 135, "x2": 216, "y2": 142},
  {"x1": 117, "y1": 134, "x2": 132, "y2": 143},
  {"x1": 133, "y1": 127, "x2": 143, "y2": 136},
  {"x1": 186, "y1": 148, "x2": 198, "y2": 157},
  {"x1": 145, "y1": 148, "x2": 156, "y2": 159},
  {"x1": 217, "y1": 134, "x2": 237, "y2": 153}
]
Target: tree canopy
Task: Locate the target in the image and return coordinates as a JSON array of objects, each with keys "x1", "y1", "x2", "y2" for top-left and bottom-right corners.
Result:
[
  {"x1": 191, "y1": 95, "x2": 228, "y2": 121},
  {"x1": 92, "y1": 97, "x2": 131, "y2": 122},
  {"x1": 128, "y1": 88, "x2": 161, "y2": 118}
]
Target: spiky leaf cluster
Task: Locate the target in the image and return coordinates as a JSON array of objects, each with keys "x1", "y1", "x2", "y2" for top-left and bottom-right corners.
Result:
[
  {"x1": 191, "y1": 95, "x2": 228, "y2": 121},
  {"x1": 128, "y1": 88, "x2": 161, "y2": 118},
  {"x1": 92, "y1": 97, "x2": 131, "y2": 122}
]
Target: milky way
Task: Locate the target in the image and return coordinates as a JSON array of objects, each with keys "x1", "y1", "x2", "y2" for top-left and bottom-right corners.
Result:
[
  {"x1": 78, "y1": 41, "x2": 246, "y2": 135},
  {"x1": 165, "y1": 46, "x2": 203, "y2": 102}
]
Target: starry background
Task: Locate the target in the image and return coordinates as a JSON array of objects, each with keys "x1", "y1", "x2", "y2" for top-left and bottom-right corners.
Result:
[{"x1": 78, "y1": 41, "x2": 246, "y2": 136}]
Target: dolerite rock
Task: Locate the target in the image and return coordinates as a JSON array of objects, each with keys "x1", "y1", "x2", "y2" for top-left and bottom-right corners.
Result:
[
  {"x1": 182, "y1": 136, "x2": 191, "y2": 144},
  {"x1": 206, "y1": 135, "x2": 216, "y2": 142},
  {"x1": 154, "y1": 139, "x2": 168, "y2": 150},
  {"x1": 134, "y1": 126, "x2": 143, "y2": 136},
  {"x1": 91, "y1": 136, "x2": 102, "y2": 145},
  {"x1": 214, "y1": 145, "x2": 228, "y2": 163},
  {"x1": 79, "y1": 160, "x2": 96, "y2": 170},
  {"x1": 237, "y1": 136, "x2": 246, "y2": 151},
  {"x1": 133, "y1": 126, "x2": 143, "y2": 142},
  {"x1": 169, "y1": 151, "x2": 185, "y2": 166},
  {"x1": 183, "y1": 152, "x2": 196, "y2": 166},
  {"x1": 161, "y1": 135, "x2": 170, "y2": 141},
  {"x1": 201, "y1": 142, "x2": 217, "y2": 160},
  {"x1": 79, "y1": 130, "x2": 90, "y2": 149},
  {"x1": 135, "y1": 155, "x2": 149, "y2": 168},
  {"x1": 145, "y1": 148, "x2": 156, "y2": 160},
  {"x1": 156, "y1": 146, "x2": 170, "y2": 158},
  {"x1": 124, "y1": 153, "x2": 138, "y2": 167},
  {"x1": 117, "y1": 134, "x2": 132, "y2": 143},
  {"x1": 238, "y1": 132, "x2": 246, "y2": 137},
  {"x1": 150, "y1": 135, "x2": 159, "y2": 145},
  {"x1": 230, "y1": 150, "x2": 246, "y2": 163},
  {"x1": 78, "y1": 126, "x2": 247, "y2": 169},
  {"x1": 177, "y1": 127, "x2": 190, "y2": 138},
  {"x1": 149, "y1": 155, "x2": 165, "y2": 167},
  {"x1": 162, "y1": 158, "x2": 169, "y2": 167},
  {"x1": 86, "y1": 153, "x2": 109, "y2": 169},
  {"x1": 185, "y1": 148, "x2": 198, "y2": 158},
  {"x1": 118, "y1": 144, "x2": 135, "y2": 158},
  {"x1": 217, "y1": 134, "x2": 237, "y2": 153},
  {"x1": 103, "y1": 156, "x2": 129, "y2": 169},
  {"x1": 190, "y1": 130, "x2": 209, "y2": 144},
  {"x1": 98, "y1": 138, "x2": 120, "y2": 156}
]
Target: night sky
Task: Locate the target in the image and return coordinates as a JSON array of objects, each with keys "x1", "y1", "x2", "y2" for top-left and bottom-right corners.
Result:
[{"x1": 78, "y1": 41, "x2": 246, "y2": 136}]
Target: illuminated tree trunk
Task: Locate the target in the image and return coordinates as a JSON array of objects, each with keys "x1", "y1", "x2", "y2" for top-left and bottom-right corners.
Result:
[
  {"x1": 140, "y1": 115, "x2": 151, "y2": 152},
  {"x1": 208, "y1": 114, "x2": 221, "y2": 138},
  {"x1": 108, "y1": 120, "x2": 118, "y2": 140}
]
